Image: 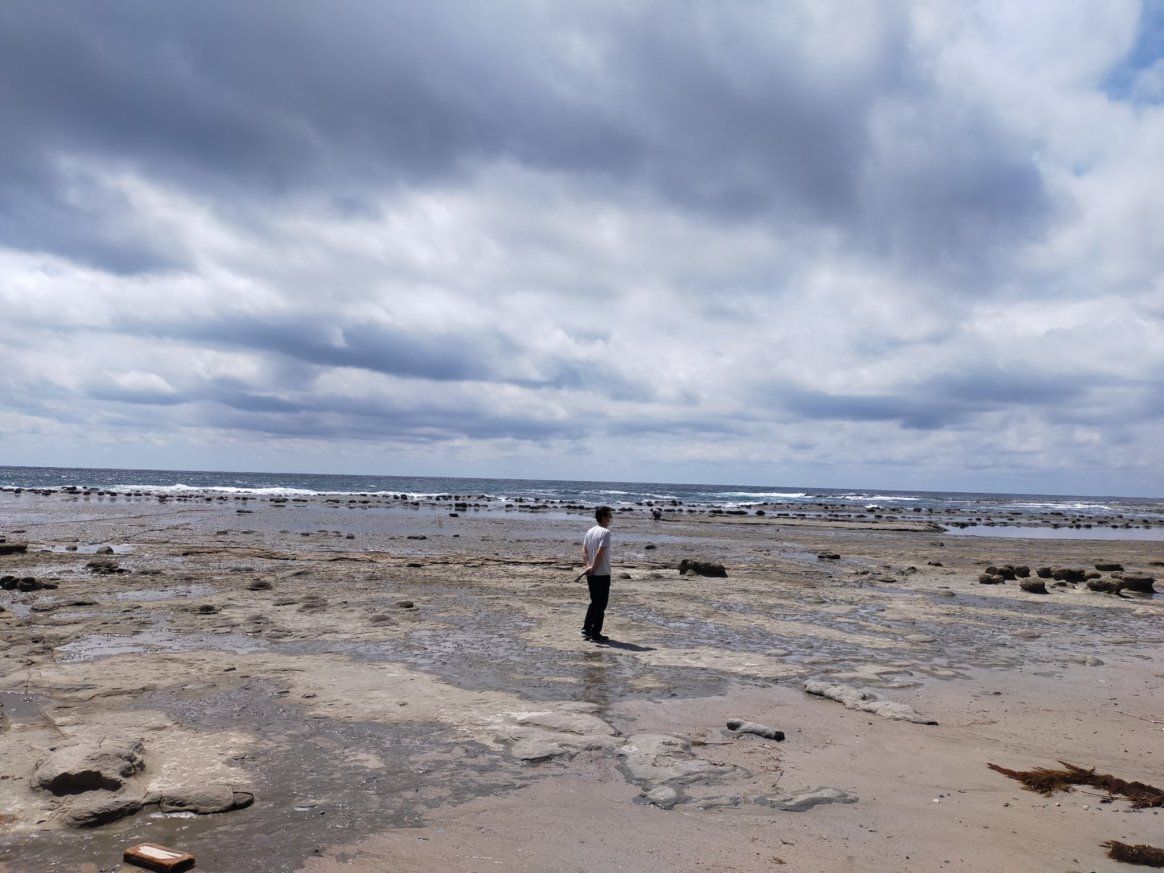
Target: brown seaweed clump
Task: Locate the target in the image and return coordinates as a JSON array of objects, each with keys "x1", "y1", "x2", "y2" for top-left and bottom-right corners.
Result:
[
  {"x1": 987, "y1": 761, "x2": 1164, "y2": 808},
  {"x1": 1102, "y1": 841, "x2": 1164, "y2": 868}
]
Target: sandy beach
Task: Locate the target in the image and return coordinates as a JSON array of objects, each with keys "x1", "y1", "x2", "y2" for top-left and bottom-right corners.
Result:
[{"x1": 1, "y1": 489, "x2": 1161, "y2": 872}]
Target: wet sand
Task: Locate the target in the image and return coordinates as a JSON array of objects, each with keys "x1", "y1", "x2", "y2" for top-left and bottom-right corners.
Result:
[{"x1": 1, "y1": 490, "x2": 1161, "y2": 872}]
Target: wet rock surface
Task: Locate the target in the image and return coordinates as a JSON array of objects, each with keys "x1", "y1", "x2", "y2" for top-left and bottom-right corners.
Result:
[{"x1": 0, "y1": 489, "x2": 1161, "y2": 870}]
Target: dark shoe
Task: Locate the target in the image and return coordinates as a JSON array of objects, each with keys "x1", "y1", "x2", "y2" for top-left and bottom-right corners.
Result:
[
  {"x1": 590, "y1": 633, "x2": 610, "y2": 643},
  {"x1": 581, "y1": 630, "x2": 592, "y2": 640}
]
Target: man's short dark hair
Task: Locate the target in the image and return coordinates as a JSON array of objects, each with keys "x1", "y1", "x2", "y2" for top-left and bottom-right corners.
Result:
[{"x1": 595, "y1": 505, "x2": 613, "y2": 522}]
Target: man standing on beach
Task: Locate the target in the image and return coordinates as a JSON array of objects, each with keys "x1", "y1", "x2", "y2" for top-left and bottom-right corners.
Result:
[{"x1": 580, "y1": 506, "x2": 613, "y2": 643}]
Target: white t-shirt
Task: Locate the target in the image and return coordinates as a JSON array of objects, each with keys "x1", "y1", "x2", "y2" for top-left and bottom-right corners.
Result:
[{"x1": 583, "y1": 525, "x2": 612, "y2": 576}]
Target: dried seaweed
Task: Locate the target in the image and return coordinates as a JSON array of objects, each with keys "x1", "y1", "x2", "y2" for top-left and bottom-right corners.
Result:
[
  {"x1": 987, "y1": 761, "x2": 1164, "y2": 808},
  {"x1": 987, "y1": 762, "x2": 1077, "y2": 795},
  {"x1": 1102, "y1": 841, "x2": 1164, "y2": 868}
]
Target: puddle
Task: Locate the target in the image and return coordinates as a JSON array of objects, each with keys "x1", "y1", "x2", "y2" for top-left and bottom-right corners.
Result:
[
  {"x1": 0, "y1": 682, "x2": 525, "y2": 873},
  {"x1": 103, "y1": 584, "x2": 214, "y2": 603},
  {"x1": 0, "y1": 596, "x2": 31, "y2": 618},
  {"x1": 44, "y1": 543, "x2": 136, "y2": 554},
  {"x1": 0, "y1": 691, "x2": 53, "y2": 723},
  {"x1": 944, "y1": 525, "x2": 1164, "y2": 541},
  {"x1": 55, "y1": 628, "x2": 267, "y2": 662}
]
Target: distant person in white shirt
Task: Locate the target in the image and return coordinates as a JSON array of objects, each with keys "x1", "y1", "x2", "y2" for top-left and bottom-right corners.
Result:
[{"x1": 580, "y1": 506, "x2": 613, "y2": 643}]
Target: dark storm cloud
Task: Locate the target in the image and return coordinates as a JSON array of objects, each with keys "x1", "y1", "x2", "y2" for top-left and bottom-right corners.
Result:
[
  {"x1": 776, "y1": 368, "x2": 1091, "y2": 430},
  {"x1": 103, "y1": 313, "x2": 651, "y2": 396},
  {"x1": 199, "y1": 404, "x2": 579, "y2": 444},
  {"x1": 0, "y1": 0, "x2": 1050, "y2": 279},
  {"x1": 782, "y1": 388, "x2": 963, "y2": 430}
]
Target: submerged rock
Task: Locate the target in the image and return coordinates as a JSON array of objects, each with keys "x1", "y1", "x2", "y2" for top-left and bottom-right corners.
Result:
[{"x1": 618, "y1": 733, "x2": 733, "y2": 786}]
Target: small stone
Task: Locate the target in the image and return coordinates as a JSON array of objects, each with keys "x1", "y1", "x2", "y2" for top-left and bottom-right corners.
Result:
[
  {"x1": 725, "y1": 718, "x2": 784, "y2": 741},
  {"x1": 644, "y1": 785, "x2": 679, "y2": 809},
  {"x1": 395, "y1": 600, "x2": 415, "y2": 609}
]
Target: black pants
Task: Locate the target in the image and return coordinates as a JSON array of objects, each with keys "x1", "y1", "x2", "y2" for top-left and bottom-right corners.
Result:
[{"x1": 583, "y1": 574, "x2": 610, "y2": 636}]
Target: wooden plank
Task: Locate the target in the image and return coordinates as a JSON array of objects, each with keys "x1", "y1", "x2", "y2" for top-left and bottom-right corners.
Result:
[{"x1": 123, "y1": 843, "x2": 195, "y2": 872}]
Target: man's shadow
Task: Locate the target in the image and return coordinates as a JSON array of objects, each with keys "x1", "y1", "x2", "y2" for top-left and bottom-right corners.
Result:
[{"x1": 592, "y1": 638, "x2": 654, "y2": 651}]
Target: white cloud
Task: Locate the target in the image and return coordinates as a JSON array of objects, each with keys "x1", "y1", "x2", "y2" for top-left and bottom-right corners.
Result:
[{"x1": 0, "y1": 0, "x2": 1161, "y2": 495}]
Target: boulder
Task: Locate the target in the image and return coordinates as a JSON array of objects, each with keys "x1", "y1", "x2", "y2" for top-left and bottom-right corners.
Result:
[
  {"x1": 1095, "y1": 563, "x2": 1123, "y2": 572},
  {"x1": 159, "y1": 785, "x2": 254, "y2": 815},
  {"x1": 978, "y1": 574, "x2": 1004, "y2": 585},
  {"x1": 0, "y1": 542, "x2": 29, "y2": 555},
  {"x1": 32, "y1": 738, "x2": 145, "y2": 795},
  {"x1": 1119, "y1": 574, "x2": 1156, "y2": 594},
  {"x1": 1036, "y1": 567, "x2": 1053, "y2": 578},
  {"x1": 64, "y1": 791, "x2": 143, "y2": 828},
  {"x1": 677, "y1": 560, "x2": 727, "y2": 578},
  {"x1": 1087, "y1": 579, "x2": 1120, "y2": 593},
  {"x1": 1019, "y1": 579, "x2": 1047, "y2": 594}
]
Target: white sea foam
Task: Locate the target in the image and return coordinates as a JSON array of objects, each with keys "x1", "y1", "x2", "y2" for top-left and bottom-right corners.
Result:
[
  {"x1": 713, "y1": 491, "x2": 810, "y2": 499},
  {"x1": 840, "y1": 494, "x2": 921, "y2": 502},
  {"x1": 116, "y1": 483, "x2": 324, "y2": 496},
  {"x1": 1008, "y1": 502, "x2": 1114, "y2": 512}
]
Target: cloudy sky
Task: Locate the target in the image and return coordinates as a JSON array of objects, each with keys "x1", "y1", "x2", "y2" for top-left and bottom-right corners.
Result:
[{"x1": 1, "y1": 1, "x2": 1162, "y2": 496}]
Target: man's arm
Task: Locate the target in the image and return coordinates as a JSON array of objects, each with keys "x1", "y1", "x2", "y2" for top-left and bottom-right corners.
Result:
[{"x1": 583, "y1": 545, "x2": 606, "y2": 576}]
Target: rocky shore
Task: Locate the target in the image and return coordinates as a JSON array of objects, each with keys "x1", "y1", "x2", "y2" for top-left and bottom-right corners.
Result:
[{"x1": 1, "y1": 489, "x2": 1161, "y2": 872}]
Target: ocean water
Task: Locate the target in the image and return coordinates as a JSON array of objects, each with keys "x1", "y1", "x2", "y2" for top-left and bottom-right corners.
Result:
[{"x1": 1, "y1": 465, "x2": 1161, "y2": 525}]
